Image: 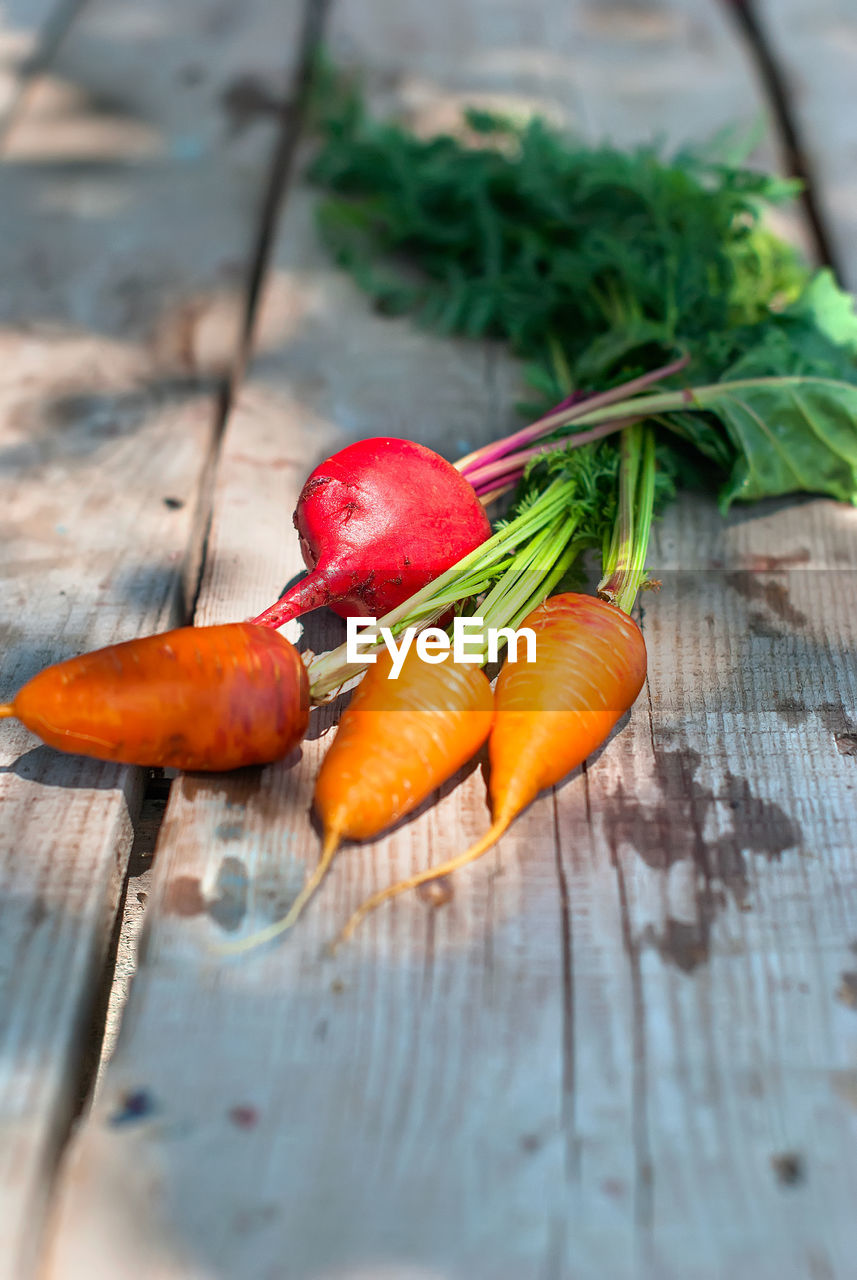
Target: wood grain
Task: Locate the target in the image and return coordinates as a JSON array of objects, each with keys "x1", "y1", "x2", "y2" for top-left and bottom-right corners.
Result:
[
  {"x1": 0, "y1": 1, "x2": 305, "y2": 1275},
  {"x1": 46, "y1": 1, "x2": 857, "y2": 1278},
  {"x1": 0, "y1": 0, "x2": 71, "y2": 132},
  {"x1": 756, "y1": 0, "x2": 857, "y2": 290}
]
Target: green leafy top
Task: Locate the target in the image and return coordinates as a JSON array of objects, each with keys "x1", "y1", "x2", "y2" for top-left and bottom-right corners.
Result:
[{"x1": 308, "y1": 68, "x2": 857, "y2": 507}]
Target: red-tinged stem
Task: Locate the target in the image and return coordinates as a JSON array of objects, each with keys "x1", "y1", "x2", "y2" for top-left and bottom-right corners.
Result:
[
  {"x1": 471, "y1": 462, "x2": 526, "y2": 496},
  {"x1": 550, "y1": 389, "x2": 585, "y2": 413},
  {"x1": 250, "y1": 570, "x2": 332, "y2": 628},
  {"x1": 478, "y1": 484, "x2": 515, "y2": 506},
  {"x1": 466, "y1": 414, "x2": 644, "y2": 493},
  {"x1": 454, "y1": 354, "x2": 689, "y2": 478}
]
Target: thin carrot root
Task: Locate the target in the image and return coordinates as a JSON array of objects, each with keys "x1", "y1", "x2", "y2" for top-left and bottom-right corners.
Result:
[
  {"x1": 215, "y1": 649, "x2": 493, "y2": 959},
  {"x1": 0, "y1": 705, "x2": 14, "y2": 719},
  {"x1": 332, "y1": 591, "x2": 648, "y2": 951},
  {"x1": 330, "y1": 817, "x2": 511, "y2": 951},
  {"x1": 215, "y1": 830, "x2": 341, "y2": 957}
]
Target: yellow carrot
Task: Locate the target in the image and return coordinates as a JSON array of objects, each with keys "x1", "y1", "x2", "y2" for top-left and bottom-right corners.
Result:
[
  {"x1": 334, "y1": 593, "x2": 646, "y2": 945},
  {"x1": 220, "y1": 645, "x2": 493, "y2": 953}
]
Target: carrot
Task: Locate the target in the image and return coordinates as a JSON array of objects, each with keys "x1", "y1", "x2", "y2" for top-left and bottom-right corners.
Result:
[
  {"x1": 1, "y1": 623, "x2": 309, "y2": 771},
  {"x1": 219, "y1": 644, "x2": 493, "y2": 952},
  {"x1": 334, "y1": 593, "x2": 646, "y2": 944}
]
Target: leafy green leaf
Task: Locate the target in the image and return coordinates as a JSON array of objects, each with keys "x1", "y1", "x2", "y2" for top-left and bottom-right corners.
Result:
[
  {"x1": 785, "y1": 268, "x2": 857, "y2": 355},
  {"x1": 306, "y1": 76, "x2": 824, "y2": 394},
  {"x1": 691, "y1": 377, "x2": 857, "y2": 508},
  {"x1": 308, "y1": 66, "x2": 857, "y2": 521}
]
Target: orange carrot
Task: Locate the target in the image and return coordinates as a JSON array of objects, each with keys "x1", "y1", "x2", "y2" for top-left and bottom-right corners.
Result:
[
  {"x1": 334, "y1": 592, "x2": 646, "y2": 943},
  {"x1": 1, "y1": 623, "x2": 309, "y2": 771},
  {"x1": 219, "y1": 645, "x2": 493, "y2": 952}
]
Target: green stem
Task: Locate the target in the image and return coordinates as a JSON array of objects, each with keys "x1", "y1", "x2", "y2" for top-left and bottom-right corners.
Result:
[
  {"x1": 598, "y1": 425, "x2": 657, "y2": 614},
  {"x1": 471, "y1": 513, "x2": 580, "y2": 663},
  {"x1": 307, "y1": 477, "x2": 577, "y2": 698},
  {"x1": 535, "y1": 375, "x2": 821, "y2": 440},
  {"x1": 548, "y1": 333, "x2": 574, "y2": 396},
  {"x1": 503, "y1": 532, "x2": 587, "y2": 634},
  {"x1": 601, "y1": 424, "x2": 642, "y2": 591}
]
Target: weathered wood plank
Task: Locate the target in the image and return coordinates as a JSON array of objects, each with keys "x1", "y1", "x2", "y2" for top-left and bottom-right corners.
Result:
[
  {"x1": 0, "y1": 0, "x2": 71, "y2": 131},
  {"x1": 572, "y1": 493, "x2": 857, "y2": 1278},
  {"x1": 756, "y1": 0, "x2": 857, "y2": 290},
  {"x1": 0, "y1": 1, "x2": 306, "y2": 1275},
  {"x1": 93, "y1": 782, "x2": 164, "y2": 1086},
  {"x1": 46, "y1": 2, "x2": 857, "y2": 1278}
]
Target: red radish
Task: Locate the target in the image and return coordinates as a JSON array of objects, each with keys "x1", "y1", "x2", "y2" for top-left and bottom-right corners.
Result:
[{"x1": 251, "y1": 438, "x2": 492, "y2": 629}]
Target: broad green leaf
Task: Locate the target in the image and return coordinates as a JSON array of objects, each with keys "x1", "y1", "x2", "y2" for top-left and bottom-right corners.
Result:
[
  {"x1": 786, "y1": 268, "x2": 857, "y2": 355},
  {"x1": 309, "y1": 68, "x2": 857, "y2": 522},
  {"x1": 692, "y1": 377, "x2": 857, "y2": 508}
]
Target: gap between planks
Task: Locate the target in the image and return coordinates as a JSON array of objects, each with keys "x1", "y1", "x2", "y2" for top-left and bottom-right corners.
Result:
[
  {"x1": 42, "y1": 3, "x2": 857, "y2": 1279},
  {"x1": 179, "y1": 0, "x2": 335, "y2": 630},
  {"x1": 85, "y1": 0, "x2": 844, "y2": 1100},
  {"x1": 83, "y1": 0, "x2": 334, "y2": 1098},
  {"x1": 91, "y1": 0, "x2": 850, "y2": 1093},
  {"x1": 720, "y1": 0, "x2": 843, "y2": 275},
  {"x1": 0, "y1": 1, "x2": 329, "y2": 1275}
]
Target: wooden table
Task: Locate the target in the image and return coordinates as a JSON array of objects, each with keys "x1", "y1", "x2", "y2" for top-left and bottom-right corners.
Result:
[{"x1": 2, "y1": 1, "x2": 857, "y2": 1276}]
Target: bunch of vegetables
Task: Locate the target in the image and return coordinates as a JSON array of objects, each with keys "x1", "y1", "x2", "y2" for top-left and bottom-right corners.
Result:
[{"x1": 5, "y1": 73, "x2": 857, "y2": 949}]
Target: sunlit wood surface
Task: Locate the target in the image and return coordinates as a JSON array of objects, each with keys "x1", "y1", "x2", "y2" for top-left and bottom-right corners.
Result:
[{"x1": 1, "y1": 1, "x2": 856, "y2": 1277}]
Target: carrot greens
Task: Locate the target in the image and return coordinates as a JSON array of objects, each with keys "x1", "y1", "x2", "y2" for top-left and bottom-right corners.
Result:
[
  {"x1": 598, "y1": 424, "x2": 659, "y2": 616},
  {"x1": 307, "y1": 69, "x2": 857, "y2": 511},
  {"x1": 300, "y1": 66, "x2": 857, "y2": 701},
  {"x1": 218, "y1": 70, "x2": 857, "y2": 947},
  {"x1": 306, "y1": 448, "x2": 618, "y2": 700}
]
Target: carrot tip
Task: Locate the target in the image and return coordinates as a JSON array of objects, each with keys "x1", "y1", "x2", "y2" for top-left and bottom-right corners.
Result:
[
  {"x1": 211, "y1": 828, "x2": 342, "y2": 959},
  {"x1": 330, "y1": 815, "x2": 513, "y2": 951},
  {"x1": 0, "y1": 704, "x2": 14, "y2": 719}
]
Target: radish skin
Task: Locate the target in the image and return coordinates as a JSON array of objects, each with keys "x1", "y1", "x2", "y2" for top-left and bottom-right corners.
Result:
[{"x1": 251, "y1": 437, "x2": 492, "y2": 628}]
